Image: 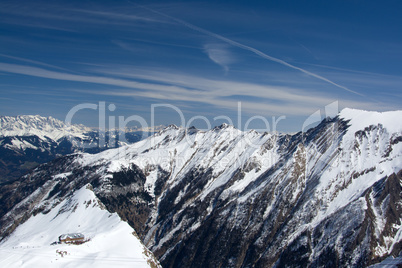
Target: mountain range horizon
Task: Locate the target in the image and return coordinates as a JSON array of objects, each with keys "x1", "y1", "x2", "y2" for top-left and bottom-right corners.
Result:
[{"x1": 0, "y1": 107, "x2": 401, "y2": 267}]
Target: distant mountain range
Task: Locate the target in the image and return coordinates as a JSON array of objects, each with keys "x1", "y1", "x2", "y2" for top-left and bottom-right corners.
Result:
[
  {"x1": 0, "y1": 108, "x2": 401, "y2": 267},
  {"x1": 0, "y1": 115, "x2": 158, "y2": 182}
]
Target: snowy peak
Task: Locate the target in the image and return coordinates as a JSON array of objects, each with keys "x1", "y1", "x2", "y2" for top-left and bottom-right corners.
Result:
[
  {"x1": 213, "y1": 123, "x2": 234, "y2": 130},
  {"x1": 339, "y1": 108, "x2": 402, "y2": 138},
  {"x1": 0, "y1": 115, "x2": 95, "y2": 182},
  {"x1": 0, "y1": 115, "x2": 91, "y2": 140},
  {"x1": 0, "y1": 183, "x2": 160, "y2": 267},
  {"x1": 0, "y1": 115, "x2": 150, "y2": 182}
]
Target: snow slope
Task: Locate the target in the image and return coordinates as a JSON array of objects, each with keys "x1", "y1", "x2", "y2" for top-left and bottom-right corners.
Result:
[{"x1": 0, "y1": 184, "x2": 160, "y2": 268}]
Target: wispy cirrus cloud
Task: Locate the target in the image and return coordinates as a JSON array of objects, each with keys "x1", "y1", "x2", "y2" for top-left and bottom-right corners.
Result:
[
  {"x1": 0, "y1": 62, "x2": 382, "y2": 116},
  {"x1": 0, "y1": 54, "x2": 71, "y2": 72},
  {"x1": 67, "y1": 9, "x2": 165, "y2": 24},
  {"x1": 91, "y1": 66, "x2": 394, "y2": 111},
  {"x1": 136, "y1": 4, "x2": 364, "y2": 97},
  {"x1": 0, "y1": 2, "x2": 166, "y2": 32},
  {"x1": 0, "y1": 63, "x2": 187, "y2": 95},
  {"x1": 204, "y1": 44, "x2": 235, "y2": 73}
]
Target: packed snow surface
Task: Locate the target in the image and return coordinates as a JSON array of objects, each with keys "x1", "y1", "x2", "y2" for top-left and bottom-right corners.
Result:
[{"x1": 0, "y1": 185, "x2": 158, "y2": 268}]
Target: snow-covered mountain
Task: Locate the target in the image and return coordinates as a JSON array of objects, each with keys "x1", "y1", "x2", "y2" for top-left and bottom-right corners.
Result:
[
  {"x1": 0, "y1": 108, "x2": 401, "y2": 267},
  {"x1": 0, "y1": 183, "x2": 161, "y2": 267},
  {"x1": 0, "y1": 115, "x2": 152, "y2": 182},
  {"x1": 0, "y1": 115, "x2": 92, "y2": 140}
]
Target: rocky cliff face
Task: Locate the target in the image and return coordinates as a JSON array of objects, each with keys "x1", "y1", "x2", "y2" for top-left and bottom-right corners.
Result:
[{"x1": 0, "y1": 109, "x2": 401, "y2": 267}]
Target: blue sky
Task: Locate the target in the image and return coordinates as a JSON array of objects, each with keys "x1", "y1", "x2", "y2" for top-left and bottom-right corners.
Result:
[{"x1": 0, "y1": 0, "x2": 401, "y2": 132}]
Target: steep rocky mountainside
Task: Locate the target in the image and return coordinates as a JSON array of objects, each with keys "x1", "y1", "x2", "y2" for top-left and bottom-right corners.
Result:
[
  {"x1": 0, "y1": 109, "x2": 401, "y2": 267},
  {"x1": 0, "y1": 115, "x2": 148, "y2": 182}
]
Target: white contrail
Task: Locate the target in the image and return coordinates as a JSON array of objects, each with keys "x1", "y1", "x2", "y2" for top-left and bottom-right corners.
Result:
[{"x1": 136, "y1": 4, "x2": 363, "y2": 96}]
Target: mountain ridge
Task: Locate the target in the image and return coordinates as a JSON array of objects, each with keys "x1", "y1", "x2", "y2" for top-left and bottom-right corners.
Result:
[
  {"x1": 0, "y1": 114, "x2": 155, "y2": 182},
  {"x1": 0, "y1": 108, "x2": 401, "y2": 267},
  {"x1": 0, "y1": 114, "x2": 91, "y2": 140}
]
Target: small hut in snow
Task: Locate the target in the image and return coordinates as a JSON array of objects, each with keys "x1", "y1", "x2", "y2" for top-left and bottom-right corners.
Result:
[{"x1": 58, "y1": 233, "x2": 85, "y2": 244}]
